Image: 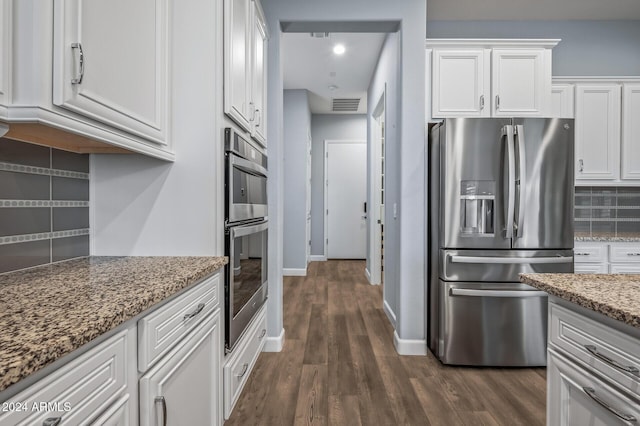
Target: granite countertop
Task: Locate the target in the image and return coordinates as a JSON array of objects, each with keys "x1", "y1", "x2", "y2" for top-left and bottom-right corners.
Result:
[
  {"x1": 521, "y1": 273, "x2": 640, "y2": 329},
  {"x1": 0, "y1": 256, "x2": 227, "y2": 393},
  {"x1": 575, "y1": 232, "x2": 640, "y2": 242}
]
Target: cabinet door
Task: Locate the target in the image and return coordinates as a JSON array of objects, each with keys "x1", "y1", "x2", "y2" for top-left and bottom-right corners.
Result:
[
  {"x1": 224, "y1": 0, "x2": 252, "y2": 132},
  {"x1": 547, "y1": 349, "x2": 640, "y2": 425},
  {"x1": 492, "y1": 49, "x2": 550, "y2": 117},
  {"x1": 574, "y1": 263, "x2": 609, "y2": 274},
  {"x1": 0, "y1": 0, "x2": 10, "y2": 116},
  {"x1": 431, "y1": 49, "x2": 490, "y2": 118},
  {"x1": 250, "y1": 0, "x2": 267, "y2": 147},
  {"x1": 139, "y1": 312, "x2": 221, "y2": 426},
  {"x1": 622, "y1": 83, "x2": 640, "y2": 180},
  {"x1": 575, "y1": 84, "x2": 621, "y2": 181},
  {"x1": 551, "y1": 84, "x2": 575, "y2": 118},
  {"x1": 52, "y1": 0, "x2": 169, "y2": 146}
]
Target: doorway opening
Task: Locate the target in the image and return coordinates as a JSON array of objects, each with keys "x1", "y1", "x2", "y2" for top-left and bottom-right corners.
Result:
[{"x1": 371, "y1": 89, "x2": 385, "y2": 284}]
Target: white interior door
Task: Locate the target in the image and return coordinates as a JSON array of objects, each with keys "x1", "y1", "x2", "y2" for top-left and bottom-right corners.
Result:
[{"x1": 326, "y1": 141, "x2": 367, "y2": 259}]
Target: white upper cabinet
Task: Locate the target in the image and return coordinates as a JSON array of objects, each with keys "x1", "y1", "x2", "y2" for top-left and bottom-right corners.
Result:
[
  {"x1": 431, "y1": 49, "x2": 490, "y2": 117},
  {"x1": 427, "y1": 39, "x2": 557, "y2": 120},
  {"x1": 250, "y1": 0, "x2": 267, "y2": 145},
  {"x1": 53, "y1": 0, "x2": 169, "y2": 146},
  {"x1": 0, "y1": 0, "x2": 10, "y2": 118},
  {"x1": 492, "y1": 48, "x2": 550, "y2": 116},
  {"x1": 1, "y1": 0, "x2": 173, "y2": 160},
  {"x1": 224, "y1": 0, "x2": 252, "y2": 132},
  {"x1": 550, "y1": 83, "x2": 575, "y2": 118},
  {"x1": 224, "y1": 0, "x2": 268, "y2": 147},
  {"x1": 622, "y1": 83, "x2": 640, "y2": 180},
  {"x1": 574, "y1": 84, "x2": 621, "y2": 181}
]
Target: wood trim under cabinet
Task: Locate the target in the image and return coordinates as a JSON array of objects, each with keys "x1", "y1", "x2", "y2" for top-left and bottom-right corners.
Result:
[{"x1": 3, "y1": 122, "x2": 133, "y2": 154}]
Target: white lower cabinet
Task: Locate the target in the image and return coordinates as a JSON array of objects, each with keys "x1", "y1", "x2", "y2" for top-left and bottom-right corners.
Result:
[
  {"x1": 224, "y1": 303, "x2": 267, "y2": 419},
  {"x1": 548, "y1": 301, "x2": 640, "y2": 425},
  {"x1": 0, "y1": 329, "x2": 132, "y2": 426},
  {"x1": 0, "y1": 271, "x2": 225, "y2": 426},
  {"x1": 139, "y1": 312, "x2": 221, "y2": 426},
  {"x1": 575, "y1": 241, "x2": 640, "y2": 274},
  {"x1": 548, "y1": 349, "x2": 640, "y2": 425}
]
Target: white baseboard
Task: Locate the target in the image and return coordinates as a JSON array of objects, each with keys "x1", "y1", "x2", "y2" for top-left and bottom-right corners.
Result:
[
  {"x1": 283, "y1": 268, "x2": 307, "y2": 276},
  {"x1": 365, "y1": 267, "x2": 371, "y2": 282},
  {"x1": 309, "y1": 255, "x2": 327, "y2": 262},
  {"x1": 383, "y1": 299, "x2": 397, "y2": 327},
  {"x1": 263, "y1": 328, "x2": 285, "y2": 352},
  {"x1": 393, "y1": 331, "x2": 427, "y2": 356}
]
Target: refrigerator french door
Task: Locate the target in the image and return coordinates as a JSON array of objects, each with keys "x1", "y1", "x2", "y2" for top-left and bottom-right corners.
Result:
[{"x1": 428, "y1": 117, "x2": 575, "y2": 366}]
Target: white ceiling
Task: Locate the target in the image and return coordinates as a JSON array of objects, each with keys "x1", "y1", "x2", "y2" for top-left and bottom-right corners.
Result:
[
  {"x1": 282, "y1": 32, "x2": 387, "y2": 114},
  {"x1": 428, "y1": 0, "x2": 640, "y2": 20}
]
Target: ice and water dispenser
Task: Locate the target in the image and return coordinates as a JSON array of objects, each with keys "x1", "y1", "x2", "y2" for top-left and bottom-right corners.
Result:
[{"x1": 460, "y1": 180, "x2": 495, "y2": 235}]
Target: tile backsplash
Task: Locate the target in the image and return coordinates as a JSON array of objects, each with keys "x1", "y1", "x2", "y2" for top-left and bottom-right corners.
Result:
[
  {"x1": 575, "y1": 186, "x2": 640, "y2": 238},
  {"x1": 0, "y1": 138, "x2": 89, "y2": 273}
]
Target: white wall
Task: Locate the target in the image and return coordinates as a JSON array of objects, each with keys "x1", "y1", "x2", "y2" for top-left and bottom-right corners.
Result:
[
  {"x1": 262, "y1": 0, "x2": 427, "y2": 355},
  {"x1": 90, "y1": 0, "x2": 222, "y2": 256},
  {"x1": 427, "y1": 20, "x2": 640, "y2": 76},
  {"x1": 310, "y1": 114, "x2": 366, "y2": 257},
  {"x1": 367, "y1": 32, "x2": 400, "y2": 328},
  {"x1": 283, "y1": 90, "x2": 311, "y2": 272}
]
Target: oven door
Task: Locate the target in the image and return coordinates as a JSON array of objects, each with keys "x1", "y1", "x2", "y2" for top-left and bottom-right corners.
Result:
[
  {"x1": 226, "y1": 219, "x2": 268, "y2": 351},
  {"x1": 227, "y1": 154, "x2": 268, "y2": 223}
]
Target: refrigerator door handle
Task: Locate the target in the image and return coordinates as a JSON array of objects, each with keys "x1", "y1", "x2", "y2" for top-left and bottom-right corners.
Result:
[
  {"x1": 450, "y1": 288, "x2": 548, "y2": 298},
  {"x1": 514, "y1": 124, "x2": 526, "y2": 238},
  {"x1": 449, "y1": 254, "x2": 574, "y2": 264},
  {"x1": 502, "y1": 125, "x2": 516, "y2": 239}
]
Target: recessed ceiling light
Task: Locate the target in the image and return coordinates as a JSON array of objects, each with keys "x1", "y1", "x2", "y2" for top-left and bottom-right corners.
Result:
[
  {"x1": 333, "y1": 44, "x2": 345, "y2": 55},
  {"x1": 328, "y1": 85, "x2": 339, "y2": 91}
]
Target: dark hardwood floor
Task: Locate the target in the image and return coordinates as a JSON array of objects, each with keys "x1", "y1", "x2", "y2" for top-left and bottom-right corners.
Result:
[{"x1": 225, "y1": 260, "x2": 546, "y2": 425}]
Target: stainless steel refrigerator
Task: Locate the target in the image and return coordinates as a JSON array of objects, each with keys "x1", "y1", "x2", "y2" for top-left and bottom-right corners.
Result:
[{"x1": 428, "y1": 118, "x2": 574, "y2": 366}]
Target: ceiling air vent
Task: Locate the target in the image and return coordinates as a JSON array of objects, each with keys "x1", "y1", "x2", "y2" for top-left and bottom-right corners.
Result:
[
  {"x1": 332, "y1": 98, "x2": 361, "y2": 112},
  {"x1": 310, "y1": 32, "x2": 329, "y2": 38}
]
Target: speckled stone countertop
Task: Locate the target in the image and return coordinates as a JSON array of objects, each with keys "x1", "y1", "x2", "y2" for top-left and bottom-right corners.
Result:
[
  {"x1": 0, "y1": 256, "x2": 227, "y2": 393},
  {"x1": 521, "y1": 273, "x2": 640, "y2": 329},
  {"x1": 575, "y1": 232, "x2": 640, "y2": 242}
]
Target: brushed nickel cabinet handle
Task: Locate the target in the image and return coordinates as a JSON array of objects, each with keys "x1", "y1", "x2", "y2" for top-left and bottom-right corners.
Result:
[
  {"x1": 582, "y1": 387, "x2": 637, "y2": 422},
  {"x1": 584, "y1": 344, "x2": 639, "y2": 374},
  {"x1": 259, "y1": 329, "x2": 266, "y2": 339},
  {"x1": 70, "y1": 43, "x2": 84, "y2": 84},
  {"x1": 627, "y1": 253, "x2": 640, "y2": 256},
  {"x1": 155, "y1": 396, "x2": 167, "y2": 426},
  {"x1": 183, "y1": 303, "x2": 205, "y2": 320},
  {"x1": 236, "y1": 363, "x2": 249, "y2": 378},
  {"x1": 480, "y1": 95, "x2": 485, "y2": 110},
  {"x1": 495, "y1": 95, "x2": 500, "y2": 110},
  {"x1": 579, "y1": 159, "x2": 584, "y2": 173},
  {"x1": 43, "y1": 418, "x2": 62, "y2": 426}
]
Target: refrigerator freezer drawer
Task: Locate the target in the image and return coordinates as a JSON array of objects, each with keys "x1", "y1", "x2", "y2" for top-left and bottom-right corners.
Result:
[
  {"x1": 439, "y1": 281, "x2": 547, "y2": 366},
  {"x1": 440, "y1": 249, "x2": 574, "y2": 282}
]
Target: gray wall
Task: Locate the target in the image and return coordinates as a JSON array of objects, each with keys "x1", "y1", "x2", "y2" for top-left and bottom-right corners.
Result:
[
  {"x1": 262, "y1": 0, "x2": 427, "y2": 353},
  {"x1": 283, "y1": 90, "x2": 311, "y2": 271},
  {"x1": 427, "y1": 20, "x2": 640, "y2": 76},
  {"x1": 310, "y1": 114, "x2": 367, "y2": 256},
  {"x1": 367, "y1": 32, "x2": 400, "y2": 325},
  {"x1": 92, "y1": 0, "x2": 221, "y2": 256}
]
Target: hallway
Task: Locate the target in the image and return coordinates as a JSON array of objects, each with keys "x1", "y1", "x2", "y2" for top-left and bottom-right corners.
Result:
[{"x1": 225, "y1": 260, "x2": 546, "y2": 425}]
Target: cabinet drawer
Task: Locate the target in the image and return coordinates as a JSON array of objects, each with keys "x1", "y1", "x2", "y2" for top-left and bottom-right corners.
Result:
[
  {"x1": 223, "y1": 304, "x2": 267, "y2": 419},
  {"x1": 0, "y1": 330, "x2": 128, "y2": 426},
  {"x1": 573, "y1": 245, "x2": 608, "y2": 263},
  {"x1": 610, "y1": 264, "x2": 640, "y2": 274},
  {"x1": 548, "y1": 349, "x2": 640, "y2": 425},
  {"x1": 138, "y1": 273, "x2": 220, "y2": 371},
  {"x1": 549, "y1": 302, "x2": 640, "y2": 399},
  {"x1": 610, "y1": 244, "x2": 640, "y2": 263}
]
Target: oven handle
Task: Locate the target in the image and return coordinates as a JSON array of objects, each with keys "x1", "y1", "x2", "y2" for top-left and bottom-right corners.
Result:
[
  {"x1": 230, "y1": 152, "x2": 268, "y2": 178},
  {"x1": 230, "y1": 220, "x2": 268, "y2": 238}
]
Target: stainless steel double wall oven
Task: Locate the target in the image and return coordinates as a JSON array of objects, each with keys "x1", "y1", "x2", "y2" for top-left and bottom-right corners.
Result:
[{"x1": 225, "y1": 128, "x2": 268, "y2": 351}]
